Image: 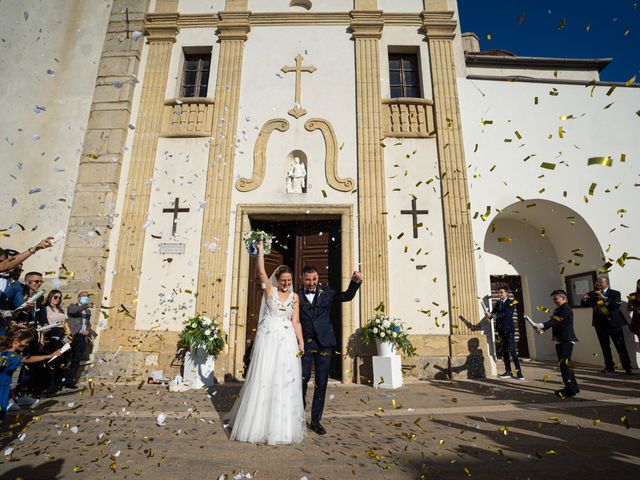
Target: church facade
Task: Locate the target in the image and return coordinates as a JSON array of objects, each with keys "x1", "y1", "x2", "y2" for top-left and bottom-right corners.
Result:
[{"x1": 3, "y1": 0, "x2": 639, "y2": 381}]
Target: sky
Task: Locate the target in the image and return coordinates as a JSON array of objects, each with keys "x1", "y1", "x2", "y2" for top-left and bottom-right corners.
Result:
[{"x1": 457, "y1": 0, "x2": 639, "y2": 82}]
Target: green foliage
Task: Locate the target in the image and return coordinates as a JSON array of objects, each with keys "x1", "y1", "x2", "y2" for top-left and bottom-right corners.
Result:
[
  {"x1": 177, "y1": 315, "x2": 225, "y2": 357},
  {"x1": 361, "y1": 312, "x2": 416, "y2": 357}
]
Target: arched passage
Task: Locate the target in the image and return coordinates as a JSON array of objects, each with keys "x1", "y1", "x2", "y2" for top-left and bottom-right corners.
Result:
[{"x1": 482, "y1": 199, "x2": 605, "y2": 365}]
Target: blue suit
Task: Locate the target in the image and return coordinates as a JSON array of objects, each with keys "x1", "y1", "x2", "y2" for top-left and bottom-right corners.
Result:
[
  {"x1": 299, "y1": 280, "x2": 360, "y2": 423},
  {"x1": 491, "y1": 298, "x2": 523, "y2": 376},
  {"x1": 0, "y1": 277, "x2": 25, "y2": 336}
]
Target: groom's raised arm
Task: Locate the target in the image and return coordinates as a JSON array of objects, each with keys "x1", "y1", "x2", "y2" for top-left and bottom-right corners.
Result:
[{"x1": 333, "y1": 271, "x2": 362, "y2": 303}]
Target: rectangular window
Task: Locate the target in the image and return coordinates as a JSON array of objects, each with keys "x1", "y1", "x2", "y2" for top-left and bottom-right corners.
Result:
[
  {"x1": 180, "y1": 53, "x2": 211, "y2": 98},
  {"x1": 388, "y1": 53, "x2": 421, "y2": 99}
]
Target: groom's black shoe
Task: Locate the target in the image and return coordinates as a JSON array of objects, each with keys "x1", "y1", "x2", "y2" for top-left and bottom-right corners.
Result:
[{"x1": 310, "y1": 421, "x2": 326, "y2": 435}]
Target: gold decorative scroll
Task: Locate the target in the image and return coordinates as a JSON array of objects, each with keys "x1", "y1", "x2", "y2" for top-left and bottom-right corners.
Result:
[
  {"x1": 304, "y1": 118, "x2": 355, "y2": 192},
  {"x1": 235, "y1": 118, "x2": 290, "y2": 192}
]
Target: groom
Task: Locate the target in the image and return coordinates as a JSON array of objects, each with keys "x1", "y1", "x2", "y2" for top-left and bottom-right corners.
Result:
[{"x1": 299, "y1": 265, "x2": 362, "y2": 435}]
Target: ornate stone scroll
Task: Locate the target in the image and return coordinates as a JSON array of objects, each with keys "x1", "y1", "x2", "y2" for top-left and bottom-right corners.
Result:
[
  {"x1": 235, "y1": 118, "x2": 290, "y2": 192},
  {"x1": 304, "y1": 118, "x2": 354, "y2": 192}
]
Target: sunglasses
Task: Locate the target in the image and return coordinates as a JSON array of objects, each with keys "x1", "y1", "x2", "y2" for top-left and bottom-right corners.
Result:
[{"x1": 52, "y1": 295, "x2": 61, "y2": 299}]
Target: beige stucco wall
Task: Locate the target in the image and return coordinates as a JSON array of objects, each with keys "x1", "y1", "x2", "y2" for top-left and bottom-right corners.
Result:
[{"x1": 0, "y1": 1, "x2": 111, "y2": 274}]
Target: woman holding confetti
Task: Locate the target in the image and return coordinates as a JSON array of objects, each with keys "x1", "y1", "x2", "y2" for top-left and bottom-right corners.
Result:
[
  {"x1": 226, "y1": 240, "x2": 306, "y2": 445},
  {"x1": 0, "y1": 329, "x2": 63, "y2": 420}
]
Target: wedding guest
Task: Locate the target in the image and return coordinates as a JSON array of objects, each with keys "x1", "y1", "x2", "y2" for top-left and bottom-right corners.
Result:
[
  {"x1": 14, "y1": 272, "x2": 47, "y2": 401},
  {"x1": 534, "y1": 290, "x2": 579, "y2": 398},
  {"x1": 485, "y1": 285, "x2": 525, "y2": 380},
  {"x1": 0, "y1": 249, "x2": 24, "y2": 336},
  {"x1": 65, "y1": 291, "x2": 93, "y2": 388},
  {"x1": 0, "y1": 329, "x2": 62, "y2": 421},
  {"x1": 627, "y1": 279, "x2": 640, "y2": 343},
  {"x1": 581, "y1": 276, "x2": 633, "y2": 375},
  {"x1": 0, "y1": 237, "x2": 53, "y2": 274},
  {"x1": 42, "y1": 290, "x2": 71, "y2": 395}
]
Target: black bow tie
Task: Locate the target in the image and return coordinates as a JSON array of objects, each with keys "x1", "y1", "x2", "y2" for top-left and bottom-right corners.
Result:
[{"x1": 304, "y1": 290, "x2": 316, "y2": 295}]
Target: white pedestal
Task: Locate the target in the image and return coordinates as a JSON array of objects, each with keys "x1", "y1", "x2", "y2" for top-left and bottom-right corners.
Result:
[
  {"x1": 372, "y1": 355, "x2": 403, "y2": 389},
  {"x1": 183, "y1": 349, "x2": 216, "y2": 388}
]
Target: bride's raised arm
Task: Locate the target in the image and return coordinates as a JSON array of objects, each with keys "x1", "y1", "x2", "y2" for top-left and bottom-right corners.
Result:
[{"x1": 256, "y1": 241, "x2": 272, "y2": 297}]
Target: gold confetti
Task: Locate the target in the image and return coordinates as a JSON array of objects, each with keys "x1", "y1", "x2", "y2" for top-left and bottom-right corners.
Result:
[
  {"x1": 534, "y1": 96, "x2": 539, "y2": 104},
  {"x1": 514, "y1": 130, "x2": 522, "y2": 139},
  {"x1": 549, "y1": 88, "x2": 559, "y2": 96},
  {"x1": 621, "y1": 416, "x2": 631, "y2": 429},
  {"x1": 487, "y1": 32, "x2": 492, "y2": 40},
  {"x1": 620, "y1": 153, "x2": 626, "y2": 163},
  {"x1": 588, "y1": 183, "x2": 597, "y2": 195},
  {"x1": 537, "y1": 305, "x2": 551, "y2": 313},
  {"x1": 586, "y1": 23, "x2": 591, "y2": 32},
  {"x1": 625, "y1": 75, "x2": 637, "y2": 86},
  {"x1": 480, "y1": 120, "x2": 494, "y2": 126},
  {"x1": 557, "y1": 19, "x2": 566, "y2": 30},
  {"x1": 540, "y1": 162, "x2": 556, "y2": 170},
  {"x1": 588, "y1": 156, "x2": 613, "y2": 167},
  {"x1": 518, "y1": 12, "x2": 527, "y2": 24},
  {"x1": 606, "y1": 85, "x2": 616, "y2": 96},
  {"x1": 558, "y1": 127, "x2": 565, "y2": 138},
  {"x1": 497, "y1": 237, "x2": 512, "y2": 243}
]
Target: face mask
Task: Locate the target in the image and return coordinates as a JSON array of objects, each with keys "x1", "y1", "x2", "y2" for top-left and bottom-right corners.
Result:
[{"x1": 80, "y1": 296, "x2": 90, "y2": 305}]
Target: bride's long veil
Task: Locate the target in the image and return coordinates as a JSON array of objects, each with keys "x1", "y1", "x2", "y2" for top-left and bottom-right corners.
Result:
[{"x1": 256, "y1": 266, "x2": 283, "y2": 346}]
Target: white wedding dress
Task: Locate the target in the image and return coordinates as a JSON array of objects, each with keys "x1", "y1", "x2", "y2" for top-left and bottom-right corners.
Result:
[{"x1": 227, "y1": 290, "x2": 306, "y2": 445}]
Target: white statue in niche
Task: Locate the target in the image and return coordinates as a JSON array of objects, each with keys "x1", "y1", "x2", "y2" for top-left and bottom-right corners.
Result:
[{"x1": 286, "y1": 155, "x2": 307, "y2": 194}]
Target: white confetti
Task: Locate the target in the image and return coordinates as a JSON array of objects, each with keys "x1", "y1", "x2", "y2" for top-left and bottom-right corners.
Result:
[
  {"x1": 143, "y1": 219, "x2": 154, "y2": 229},
  {"x1": 18, "y1": 433, "x2": 26, "y2": 442},
  {"x1": 28, "y1": 187, "x2": 42, "y2": 194},
  {"x1": 71, "y1": 425, "x2": 79, "y2": 434},
  {"x1": 4, "y1": 447, "x2": 13, "y2": 456},
  {"x1": 132, "y1": 30, "x2": 144, "y2": 40},
  {"x1": 32, "y1": 134, "x2": 41, "y2": 141},
  {"x1": 33, "y1": 105, "x2": 46, "y2": 114},
  {"x1": 156, "y1": 412, "x2": 167, "y2": 426},
  {"x1": 47, "y1": 68, "x2": 55, "y2": 77}
]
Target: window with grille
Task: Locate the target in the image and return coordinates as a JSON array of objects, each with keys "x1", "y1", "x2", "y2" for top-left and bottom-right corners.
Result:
[
  {"x1": 389, "y1": 53, "x2": 421, "y2": 98},
  {"x1": 180, "y1": 53, "x2": 211, "y2": 98}
]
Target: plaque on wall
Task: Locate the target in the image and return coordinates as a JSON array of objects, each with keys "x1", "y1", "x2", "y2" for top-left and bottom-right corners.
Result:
[{"x1": 159, "y1": 243, "x2": 186, "y2": 255}]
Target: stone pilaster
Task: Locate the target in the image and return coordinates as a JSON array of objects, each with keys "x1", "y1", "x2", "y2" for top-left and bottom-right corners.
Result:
[
  {"x1": 421, "y1": 10, "x2": 479, "y2": 333},
  {"x1": 350, "y1": 9, "x2": 390, "y2": 320},
  {"x1": 195, "y1": 11, "x2": 250, "y2": 321},
  {"x1": 60, "y1": 0, "x2": 148, "y2": 308},
  {"x1": 107, "y1": 12, "x2": 179, "y2": 332}
]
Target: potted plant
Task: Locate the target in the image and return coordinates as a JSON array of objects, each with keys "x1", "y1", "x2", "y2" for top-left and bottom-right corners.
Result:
[
  {"x1": 177, "y1": 315, "x2": 225, "y2": 388},
  {"x1": 361, "y1": 312, "x2": 416, "y2": 357}
]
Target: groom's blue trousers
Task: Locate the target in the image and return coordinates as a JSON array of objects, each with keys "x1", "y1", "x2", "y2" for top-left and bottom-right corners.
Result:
[{"x1": 301, "y1": 339, "x2": 332, "y2": 423}]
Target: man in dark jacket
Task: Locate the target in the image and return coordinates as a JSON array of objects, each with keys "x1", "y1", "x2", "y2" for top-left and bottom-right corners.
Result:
[
  {"x1": 299, "y1": 266, "x2": 361, "y2": 435},
  {"x1": 64, "y1": 291, "x2": 93, "y2": 388},
  {"x1": 535, "y1": 290, "x2": 579, "y2": 397},
  {"x1": 485, "y1": 285, "x2": 524, "y2": 380},
  {"x1": 581, "y1": 276, "x2": 633, "y2": 374}
]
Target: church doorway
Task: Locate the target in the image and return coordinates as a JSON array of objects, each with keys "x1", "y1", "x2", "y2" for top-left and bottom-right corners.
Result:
[{"x1": 244, "y1": 219, "x2": 343, "y2": 380}]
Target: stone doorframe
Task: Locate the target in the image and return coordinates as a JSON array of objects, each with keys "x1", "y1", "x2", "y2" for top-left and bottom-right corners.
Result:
[{"x1": 226, "y1": 204, "x2": 356, "y2": 383}]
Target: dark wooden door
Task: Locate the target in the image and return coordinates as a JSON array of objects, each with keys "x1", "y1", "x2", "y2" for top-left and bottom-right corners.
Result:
[
  {"x1": 246, "y1": 249, "x2": 284, "y2": 352},
  {"x1": 490, "y1": 275, "x2": 529, "y2": 357}
]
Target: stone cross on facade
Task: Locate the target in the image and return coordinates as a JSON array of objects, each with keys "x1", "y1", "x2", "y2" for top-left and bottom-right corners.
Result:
[
  {"x1": 401, "y1": 198, "x2": 429, "y2": 238},
  {"x1": 162, "y1": 197, "x2": 190, "y2": 236},
  {"x1": 281, "y1": 54, "x2": 316, "y2": 119}
]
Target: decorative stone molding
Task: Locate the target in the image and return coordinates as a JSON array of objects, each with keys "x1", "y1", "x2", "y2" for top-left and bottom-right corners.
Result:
[
  {"x1": 145, "y1": 13, "x2": 179, "y2": 43},
  {"x1": 196, "y1": 10, "x2": 251, "y2": 340},
  {"x1": 382, "y1": 98, "x2": 435, "y2": 138},
  {"x1": 108, "y1": 5, "x2": 179, "y2": 331},
  {"x1": 161, "y1": 98, "x2": 215, "y2": 137},
  {"x1": 236, "y1": 118, "x2": 290, "y2": 192},
  {"x1": 304, "y1": 118, "x2": 355, "y2": 192},
  {"x1": 350, "y1": 9, "x2": 390, "y2": 320},
  {"x1": 421, "y1": 10, "x2": 480, "y2": 334}
]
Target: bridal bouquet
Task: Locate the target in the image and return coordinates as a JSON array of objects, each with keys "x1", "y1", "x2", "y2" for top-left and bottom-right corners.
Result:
[
  {"x1": 361, "y1": 312, "x2": 416, "y2": 356},
  {"x1": 178, "y1": 315, "x2": 226, "y2": 357},
  {"x1": 243, "y1": 229, "x2": 273, "y2": 256}
]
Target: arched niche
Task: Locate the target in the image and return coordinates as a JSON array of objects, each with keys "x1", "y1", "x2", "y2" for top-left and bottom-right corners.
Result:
[
  {"x1": 289, "y1": 0, "x2": 312, "y2": 11},
  {"x1": 286, "y1": 149, "x2": 308, "y2": 194},
  {"x1": 482, "y1": 199, "x2": 605, "y2": 366}
]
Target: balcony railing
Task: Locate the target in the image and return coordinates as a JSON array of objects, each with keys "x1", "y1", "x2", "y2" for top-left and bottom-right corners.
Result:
[
  {"x1": 161, "y1": 98, "x2": 215, "y2": 137},
  {"x1": 382, "y1": 98, "x2": 435, "y2": 138}
]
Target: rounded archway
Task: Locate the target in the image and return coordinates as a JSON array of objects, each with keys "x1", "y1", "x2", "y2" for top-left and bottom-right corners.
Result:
[{"x1": 481, "y1": 199, "x2": 604, "y2": 364}]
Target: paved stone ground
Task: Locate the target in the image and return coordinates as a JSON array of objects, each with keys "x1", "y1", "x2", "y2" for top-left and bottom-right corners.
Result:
[{"x1": 0, "y1": 360, "x2": 639, "y2": 480}]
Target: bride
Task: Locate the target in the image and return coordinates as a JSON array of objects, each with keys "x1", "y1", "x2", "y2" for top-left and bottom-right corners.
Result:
[{"x1": 226, "y1": 240, "x2": 306, "y2": 444}]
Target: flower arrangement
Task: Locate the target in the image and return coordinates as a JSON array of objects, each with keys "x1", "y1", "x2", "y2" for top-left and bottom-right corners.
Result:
[
  {"x1": 361, "y1": 312, "x2": 416, "y2": 356},
  {"x1": 178, "y1": 315, "x2": 225, "y2": 357},
  {"x1": 243, "y1": 229, "x2": 273, "y2": 256}
]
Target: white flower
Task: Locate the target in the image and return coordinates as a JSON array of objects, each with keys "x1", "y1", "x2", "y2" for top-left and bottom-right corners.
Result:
[
  {"x1": 380, "y1": 331, "x2": 386, "y2": 338},
  {"x1": 382, "y1": 319, "x2": 391, "y2": 328},
  {"x1": 205, "y1": 329, "x2": 213, "y2": 336},
  {"x1": 373, "y1": 327, "x2": 379, "y2": 334},
  {"x1": 392, "y1": 332, "x2": 398, "y2": 338}
]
